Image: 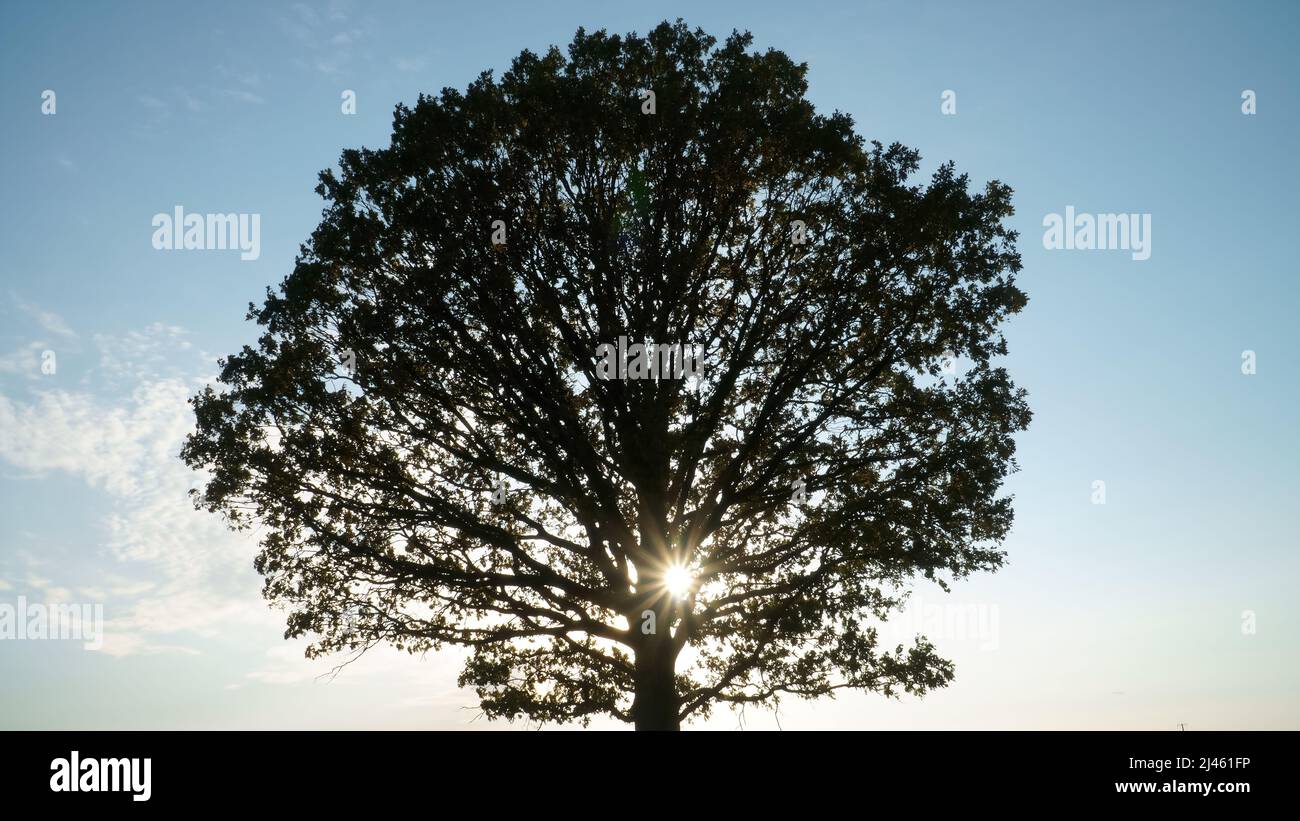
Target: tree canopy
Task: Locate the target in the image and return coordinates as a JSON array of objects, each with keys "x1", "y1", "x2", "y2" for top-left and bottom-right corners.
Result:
[{"x1": 182, "y1": 20, "x2": 1030, "y2": 730}]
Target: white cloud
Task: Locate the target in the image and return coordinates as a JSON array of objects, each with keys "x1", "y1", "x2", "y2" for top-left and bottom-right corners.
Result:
[
  {"x1": 0, "y1": 297, "x2": 78, "y2": 380},
  {"x1": 23, "y1": 573, "x2": 73, "y2": 602},
  {"x1": 0, "y1": 340, "x2": 49, "y2": 377},
  {"x1": 15, "y1": 301, "x2": 77, "y2": 339},
  {"x1": 0, "y1": 318, "x2": 462, "y2": 718},
  {"x1": 92, "y1": 322, "x2": 191, "y2": 385},
  {"x1": 0, "y1": 324, "x2": 265, "y2": 656},
  {"x1": 276, "y1": 1, "x2": 365, "y2": 75},
  {"x1": 0, "y1": 381, "x2": 189, "y2": 496}
]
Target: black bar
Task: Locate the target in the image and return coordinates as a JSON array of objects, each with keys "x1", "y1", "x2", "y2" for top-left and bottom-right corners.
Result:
[{"x1": 0, "y1": 730, "x2": 1285, "y2": 808}]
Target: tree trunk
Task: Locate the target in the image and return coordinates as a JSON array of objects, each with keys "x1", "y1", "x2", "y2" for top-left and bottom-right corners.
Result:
[{"x1": 631, "y1": 642, "x2": 680, "y2": 731}]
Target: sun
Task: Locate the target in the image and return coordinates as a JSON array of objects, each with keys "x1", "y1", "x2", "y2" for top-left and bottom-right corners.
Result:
[{"x1": 663, "y1": 564, "x2": 694, "y2": 599}]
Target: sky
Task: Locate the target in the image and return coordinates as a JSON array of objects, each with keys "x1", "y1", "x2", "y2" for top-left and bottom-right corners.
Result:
[{"x1": 1, "y1": 0, "x2": 1297, "y2": 730}]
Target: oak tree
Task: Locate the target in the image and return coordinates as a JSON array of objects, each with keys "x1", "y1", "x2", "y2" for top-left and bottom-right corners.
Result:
[{"x1": 182, "y1": 21, "x2": 1030, "y2": 730}]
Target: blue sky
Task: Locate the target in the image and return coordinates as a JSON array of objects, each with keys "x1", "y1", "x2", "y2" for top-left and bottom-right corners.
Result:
[{"x1": 1, "y1": 0, "x2": 1297, "y2": 729}]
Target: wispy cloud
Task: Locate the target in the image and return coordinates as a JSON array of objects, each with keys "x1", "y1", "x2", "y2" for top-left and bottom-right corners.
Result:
[
  {"x1": 291, "y1": 2, "x2": 322, "y2": 29},
  {"x1": 216, "y1": 65, "x2": 262, "y2": 88},
  {"x1": 0, "y1": 323, "x2": 269, "y2": 657},
  {"x1": 0, "y1": 341, "x2": 52, "y2": 377},
  {"x1": 12, "y1": 295, "x2": 78, "y2": 339},
  {"x1": 0, "y1": 297, "x2": 77, "y2": 379},
  {"x1": 276, "y1": 1, "x2": 367, "y2": 76},
  {"x1": 395, "y1": 56, "x2": 427, "y2": 73},
  {"x1": 216, "y1": 88, "x2": 266, "y2": 105}
]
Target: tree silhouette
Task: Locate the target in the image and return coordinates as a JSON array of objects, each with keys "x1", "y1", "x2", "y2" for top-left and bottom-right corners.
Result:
[{"x1": 182, "y1": 21, "x2": 1030, "y2": 730}]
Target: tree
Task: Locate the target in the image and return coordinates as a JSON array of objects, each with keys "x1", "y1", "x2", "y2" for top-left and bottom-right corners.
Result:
[{"x1": 182, "y1": 20, "x2": 1030, "y2": 731}]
